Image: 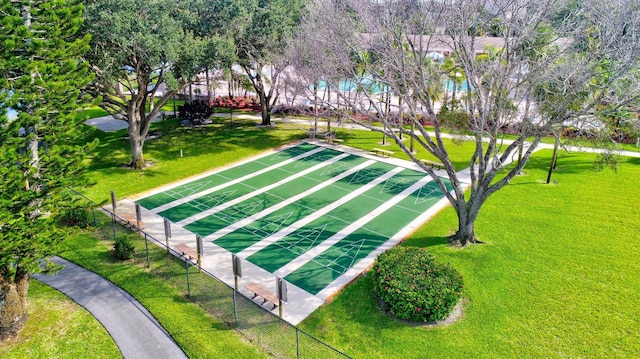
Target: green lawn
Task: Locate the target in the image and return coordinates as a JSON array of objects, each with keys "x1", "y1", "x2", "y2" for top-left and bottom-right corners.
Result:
[
  {"x1": 30, "y1": 113, "x2": 639, "y2": 358},
  {"x1": 75, "y1": 100, "x2": 186, "y2": 121},
  {"x1": 79, "y1": 117, "x2": 307, "y2": 204},
  {"x1": 0, "y1": 281, "x2": 119, "y2": 359},
  {"x1": 300, "y1": 150, "x2": 640, "y2": 358},
  {"x1": 334, "y1": 126, "x2": 477, "y2": 170},
  {"x1": 61, "y1": 223, "x2": 268, "y2": 359}
]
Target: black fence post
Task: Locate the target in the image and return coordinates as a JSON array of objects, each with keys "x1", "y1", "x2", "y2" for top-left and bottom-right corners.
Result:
[
  {"x1": 296, "y1": 327, "x2": 301, "y2": 359},
  {"x1": 91, "y1": 207, "x2": 97, "y2": 226},
  {"x1": 233, "y1": 289, "x2": 239, "y2": 328},
  {"x1": 185, "y1": 259, "x2": 191, "y2": 297},
  {"x1": 111, "y1": 212, "x2": 117, "y2": 241},
  {"x1": 144, "y1": 233, "x2": 150, "y2": 268}
]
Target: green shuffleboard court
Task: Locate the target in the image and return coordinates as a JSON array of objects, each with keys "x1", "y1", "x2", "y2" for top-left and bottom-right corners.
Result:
[{"x1": 136, "y1": 141, "x2": 451, "y2": 297}]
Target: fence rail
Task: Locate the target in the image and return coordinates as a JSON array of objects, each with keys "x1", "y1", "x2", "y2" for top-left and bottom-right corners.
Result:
[{"x1": 68, "y1": 188, "x2": 351, "y2": 359}]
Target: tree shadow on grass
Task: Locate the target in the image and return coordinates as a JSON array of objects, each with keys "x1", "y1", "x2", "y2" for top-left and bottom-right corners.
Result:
[
  {"x1": 83, "y1": 118, "x2": 306, "y2": 170},
  {"x1": 402, "y1": 235, "x2": 449, "y2": 248}
]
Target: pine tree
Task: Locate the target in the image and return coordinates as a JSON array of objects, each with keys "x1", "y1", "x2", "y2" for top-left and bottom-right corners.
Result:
[{"x1": 0, "y1": 0, "x2": 93, "y2": 343}]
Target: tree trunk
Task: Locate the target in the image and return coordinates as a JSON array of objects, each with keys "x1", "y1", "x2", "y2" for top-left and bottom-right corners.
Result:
[
  {"x1": 250, "y1": 70, "x2": 271, "y2": 127},
  {"x1": 398, "y1": 96, "x2": 403, "y2": 139},
  {"x1": 205, "y1": 68, "x2": 211, "y2": 103},
  {"x1": 313, "y1": 82, "x2": 318, "y2": 133},
  {"x1": 259, "y1": 93, "x2": 271, "y2": 126},
  {"x1": 128, "y1": 107, "x2": 147, "y2": 169},
  {"x1": 448, "y1": 192, "x2": 484, "y2": 247},
  {"x1": 546, "y1": 138, "x2": 559, "y2": 184},
  {"x1": 450, "y1": 211, "x2": 478, "y2": 247},
  {"x1": 130, "y1": 135, "x2": 145, "y2": 169},
  {"x1": 0, "y1": 270, "x2": 30, "y2": 344}
]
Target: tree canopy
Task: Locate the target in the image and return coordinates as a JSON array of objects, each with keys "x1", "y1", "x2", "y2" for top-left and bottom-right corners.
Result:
[
  {"x1": 0, "y1": 0, "x2": 94, "y2": 342},
  {"x1": 291, "y1": 0, "x2": 640, "y2": 246},
  {"x1": 228, "y1": 0, "x2": 305, "y2": 126},
  {"x1": 82, "y1": 0, "x2": 235, "y2": 169}
]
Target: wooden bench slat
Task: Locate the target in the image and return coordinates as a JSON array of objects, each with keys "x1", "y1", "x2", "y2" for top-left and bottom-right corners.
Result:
[
  {"x1": 371, "y1": 147, "x2": 394, "y2": 157},
  {"x1": 246, "y1": 282, "x2": 279, "y2": 309},
  {"x1": 420, "y1": 159, "x2": 445, "y2": 169},
  {"x1": 120, "y1": 213, "x2": 144, "y2": 229},
  {"x1": 175, "y1": 243, "x2": 198, "y2": 260}
]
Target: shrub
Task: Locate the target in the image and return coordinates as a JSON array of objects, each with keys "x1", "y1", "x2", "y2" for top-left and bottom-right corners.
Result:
[
  {"x1": 113, "y1": 235, "x2": 135, "y2": 260},
  {"x1": 62, "y1": 207, "x2": 90, "y2": 228},
  {"x1": 371, "y1": 246, "x2": 463, "y2": 322}
]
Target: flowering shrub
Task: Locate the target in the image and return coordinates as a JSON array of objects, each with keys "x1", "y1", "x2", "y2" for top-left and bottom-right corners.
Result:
[{"x1": 371, "y1": 246, "x2": 463, "y2": 322}]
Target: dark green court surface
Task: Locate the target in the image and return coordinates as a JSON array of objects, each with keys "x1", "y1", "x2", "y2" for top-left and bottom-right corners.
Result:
[{"x1": 136, "y1": 142, "x2": 450, "y2": 296}]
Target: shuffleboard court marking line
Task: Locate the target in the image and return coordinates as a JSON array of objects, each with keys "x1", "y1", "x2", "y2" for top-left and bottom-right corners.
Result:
[
  {"x1": 150, "y1": 146, "x2": 328, "y2": 214},
  {"x1": 273, "y1": 174, "x2": 435, "y2": 279},
  {"x1": 315, "y1": 192, "x2": 455, "y2": 300},
  {"x1": 134, "y1": 141, "x2": 311, "y2": 202},
  {"x1": 176, "y1": 152, "x2": 353, "y2": 227},
  {"x1": 275, "y1": 224, "x2": 329, "y2": 255},
  {"x1": 295, "y1": 172, "x2": 429, "y2": 239},
  {"x1": 236, "y1": 166, "x2": 405, "y2": 258},
  {"x1": 226, "y1": 165, "x2": 398, "y2": 240},
  {"x1": 309, "y1": 238, "x2": 367, "y2": 274},
  {"x1": 204, "y1": 159, "x2": 379, "y2": 242},
  {"x1": 306, "y1": 183, "x2": 450, "y2": 278}
]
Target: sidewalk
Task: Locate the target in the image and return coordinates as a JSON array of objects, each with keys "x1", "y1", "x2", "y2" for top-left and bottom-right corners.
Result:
[{"x1": 33, "y1": 257, "x2": 188, "y2": 359}]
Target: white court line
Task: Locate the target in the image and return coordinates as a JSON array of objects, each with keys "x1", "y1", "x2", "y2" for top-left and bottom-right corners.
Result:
[
  {"x1": 150, "y1": 146, "x2": 328, "y2": 214},
  {"x1": 205, "y1": 159, "x2": 379, "y2": 242},
  {"x1": 315, "y1": 188, "x2": 456, "y2": 300},
  {"x1": 176, "y1": 152, "x2": 353, "y2": 226},
  {"x1": 235, "y1": 166, "x2": 405, "y2": 258},
  {"x1": 273, "y1": 174, "x2": 435, "y2": 278}
]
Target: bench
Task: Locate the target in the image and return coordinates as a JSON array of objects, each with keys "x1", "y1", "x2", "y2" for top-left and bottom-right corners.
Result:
[
  {"x1": 420, "y1": 159, "x2": 445, "y2": 170},
  {"x1": 175, "y1": 243, "x2": 198, "y2": 262},
  {"x1": 119, "y1": 213, "x2": 144, "y2": 229},
  {"x1": 371, "y1": 147, "x2": 394, "y2": 158},
  {"x1": 324, "y1": 136, "x2": 344, "y2": 144},
  {"x1": 246, "y1": 282, "x2": 279, "y2": 309}
]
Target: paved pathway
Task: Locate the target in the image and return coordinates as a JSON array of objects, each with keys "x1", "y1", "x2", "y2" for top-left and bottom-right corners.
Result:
[
  {"x1": 34, "y1": 257, "x2": 188, "y2": 359},
  {"x1": 84, "y1": 112, "x2": 640, "y2": 158}
]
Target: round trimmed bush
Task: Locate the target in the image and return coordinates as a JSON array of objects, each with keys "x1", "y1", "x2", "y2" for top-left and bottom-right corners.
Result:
[{"x1": 371, "y1": 246, "x2": 463, "y2": 322}]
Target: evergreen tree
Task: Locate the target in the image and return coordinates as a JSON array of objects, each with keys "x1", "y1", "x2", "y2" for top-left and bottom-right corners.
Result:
[{"x1": 0, "y1": 0, "x2": 93, "y2": 342}]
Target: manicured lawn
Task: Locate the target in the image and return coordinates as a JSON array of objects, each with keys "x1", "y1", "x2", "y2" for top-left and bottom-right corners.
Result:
[
  {"x1": 79, "y1": 117, "x2": 307, "y2": 204},
  {"x1": 334, "y1": 126, "x2": 477, "y2": 170},
  {"x1": 299, "y1": 150, "x2": 640, "y2": 358},
  {"x1": 45, "y1": 112, "x2": 639, "y2": 358},
  {"x1": 0, "y1": 281, "x2": 119, "y2": 358},
  {"x1": 61, "y1": 222, "x2": 269, "y2": 359}
]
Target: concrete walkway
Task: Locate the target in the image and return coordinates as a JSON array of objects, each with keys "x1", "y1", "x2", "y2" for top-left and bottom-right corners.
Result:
[
  {"x1": 84, "y1": 112, "x2": 640, "y2": 158},
  {"x1": 33, "y1": 257, "x2": 188, "y2": 359}
]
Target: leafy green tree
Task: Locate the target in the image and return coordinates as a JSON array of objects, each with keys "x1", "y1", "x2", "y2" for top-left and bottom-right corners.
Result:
[
  {"x1": 231, "y1": 0, "x2": 304, "y2": 126},
  {"x1": 0, "y1": 0, "x2": 93, "y2": 342},
  {"x1": 82, "y1": 0, "x2": 234, "y2": 169}
]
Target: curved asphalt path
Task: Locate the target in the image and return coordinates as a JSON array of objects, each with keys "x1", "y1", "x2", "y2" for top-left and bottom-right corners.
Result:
[{"x1": 34, "y1": 256, "x2": 188, "y2": 359}]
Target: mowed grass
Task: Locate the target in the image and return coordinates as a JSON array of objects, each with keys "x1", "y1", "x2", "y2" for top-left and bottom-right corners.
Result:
[
  {"x1": 61, "y1": 221, "x2": 269, "y2": 359},
  {"x1": 300, "y1": 150, "x2": 640, "y2": 358},
  {"x1": 0, "y1": 281, "x2": 119, "y2": 359},
  {"x1": 333, "y1": 126, "x2": 477, "y2": 170},
  {"x1": 79, "y1": 116, "x2": 306, "y2": 204},
  {"x1": 44, "y1": 113, "x2": 639, "y2": 358}
]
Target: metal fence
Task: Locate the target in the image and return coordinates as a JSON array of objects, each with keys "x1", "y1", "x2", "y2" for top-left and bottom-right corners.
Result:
[{"x1": 69, "y1": 188, "x2": 351, "y2": 359}]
